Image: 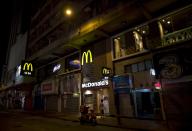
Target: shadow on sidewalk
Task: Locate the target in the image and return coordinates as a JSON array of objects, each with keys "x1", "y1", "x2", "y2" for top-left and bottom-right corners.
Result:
[{"x1": 4, "y1": 110, "x2": 170, "y2": 131}]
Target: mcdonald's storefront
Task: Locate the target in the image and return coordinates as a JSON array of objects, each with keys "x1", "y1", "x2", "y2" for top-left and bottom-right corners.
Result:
[
  {"x1": 81, "y1": 78, "x2": 112, "y2": 115},
  {"x1": 81, "y1": 40, "x2": 116, "y2": 115}
]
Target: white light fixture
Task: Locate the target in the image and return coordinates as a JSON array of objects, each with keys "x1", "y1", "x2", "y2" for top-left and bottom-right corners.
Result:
[
  {"x1": 85, "y1": 90, "x2": 92, "y2": 95},
  {"x1": 53, "y1": 64, "x2": 61, "y2": 72},
  {"x1": 16, "y1": 65, "x2": 21, "y2": 77},
  {"x1": 73, "y1": 93, "x2": 79, "y2": 97},
  {"x1": 142, "y1": 30, "x2": 146, "y2": 34},
  {"x1": 150, "y1": 68, "x2": 156, "y2": 76}
]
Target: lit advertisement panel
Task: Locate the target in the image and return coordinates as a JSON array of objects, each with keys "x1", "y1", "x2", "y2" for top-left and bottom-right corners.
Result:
[
  {"x1": 20, "y1": 60, "x2": 35, "y2": 76},
  {"x1": 65, "y1": 53, "x2": 80, "y2": 71}
]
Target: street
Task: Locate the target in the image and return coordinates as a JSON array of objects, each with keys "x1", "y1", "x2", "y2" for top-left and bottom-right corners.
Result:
[{"x1": 0, "y1": 111, "x2": 137, "y2": 131}]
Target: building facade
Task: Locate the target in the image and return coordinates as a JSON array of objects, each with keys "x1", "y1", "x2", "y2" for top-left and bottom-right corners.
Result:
[
  {"x1": 0, "y1": 0, "x2": 34, "y2": 110},
  {"x1": 27, "y1": 1, "x2": 192, "y2": 130},
  {"x1": 111, "y1": 6, "x2": 192, "y2": 130},
  {"x1": 1, "y1": 0, "x2": 192, "y2": 130},
  {"x1": 81, "y1": 39, "x2": 115, "y2": 115}
]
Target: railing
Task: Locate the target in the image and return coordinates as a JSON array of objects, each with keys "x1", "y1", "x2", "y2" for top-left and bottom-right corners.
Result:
[{"x1": 162, "y1": 26, "x2": 192, "y2": 46}]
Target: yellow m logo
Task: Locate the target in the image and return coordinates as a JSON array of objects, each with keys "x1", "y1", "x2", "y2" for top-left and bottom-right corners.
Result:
[
  {"x1": 23, "y1": 63, "x2": 33, "y2": 72},
  {"x1": 103, "y1": 68, "x2": 109, "y2": 75},
  {"x1": 81, "y1": 50, "x2": 93, "y2": 65}
]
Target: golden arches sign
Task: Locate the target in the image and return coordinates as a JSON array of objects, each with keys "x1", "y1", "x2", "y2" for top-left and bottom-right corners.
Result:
[
  {"x1": 23, "y1": 63, "x2": 33, "y2": 72},
  {"x1": 102, "y1": 67, "x2": 111, "y2": 76},
  {"x1": 81, "y1": 50, "x2": 93, "y2": 65},
  {"x1": 103, "y1": 68, "x2": 110, "y2": 75},
  {"x1": 21, "y1": 61, "x2": 34, "y2": 76}
]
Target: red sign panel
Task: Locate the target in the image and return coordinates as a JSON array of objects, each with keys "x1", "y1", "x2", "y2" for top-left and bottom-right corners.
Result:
[{"x1": 42, "y1": 83, "x2": 52, "y2": 92}]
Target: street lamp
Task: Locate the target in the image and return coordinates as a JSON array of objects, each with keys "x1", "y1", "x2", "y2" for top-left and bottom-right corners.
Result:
[{"x1": 65, "y1": 8, "x2": 72, "y2": 16}]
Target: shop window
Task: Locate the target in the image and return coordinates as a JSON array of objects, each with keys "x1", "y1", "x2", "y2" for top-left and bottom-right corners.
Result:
[
  {"x1": 113, "y1": 32, "x2": 137, "y2": 58},
  {"x1": 124, "y1": 60, "x2": 153, "y2": 73},
  {"x1": 61, "y1": 74, "x2": 80, "y2": 94},
  {"x1": 124, "y1": 31, "x2": 136, "y2": 55},
  {"x1": 145, "y1": 60, "x2": 152, "y2": 70},
  {"x1": 133, "y1": 31, "x2": 144, "y2": 51},
  {"x1": 159, "y1": 17, "x2": 173, "y2": 35},
  {"x1": 160, "y1": 7, "x2": 192, "y2": 35},
  {"x1": 159, "y1": 7, "x2": 192, "y2": 46},
  {"x1": 113, "y1": 35, "x2": 125, "y2": 58},
  {"x1": 138, "y1": 62, "x2": 145, "y2": 71},
  {"x1": 113, "y1": 26, "x2": 149, "y2": 59},
  {"x1": 124, "y1": 65, "x2": 132, "y2": 73},
  {"x1": 132, "y1": 64, "x2": 138, "y2": 73}
]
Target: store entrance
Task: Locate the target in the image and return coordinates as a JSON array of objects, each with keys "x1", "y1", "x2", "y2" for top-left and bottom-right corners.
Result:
[
  {"x1": 83, "y1": 88, "x2": 109, "y2": 115},
  {"x1": 97, "y1": 89, "x2": 109, "y2": 115},
  {"x1": 133, "y1": 89, "x2": 161, "y2": 119}
]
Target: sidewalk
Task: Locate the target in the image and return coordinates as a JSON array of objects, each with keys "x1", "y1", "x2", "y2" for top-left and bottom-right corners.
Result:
[{"x1": 8, "y1": 110, "x2": 170, "y2": 131}]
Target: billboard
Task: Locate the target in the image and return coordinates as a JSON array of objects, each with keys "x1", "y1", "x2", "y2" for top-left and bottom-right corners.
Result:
[{"x1": 153, "y1": 46, "x2": 192, "y2": 79}]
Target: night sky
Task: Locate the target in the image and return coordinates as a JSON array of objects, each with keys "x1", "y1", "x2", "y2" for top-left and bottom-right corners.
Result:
[
  {"x1": 0, "y1": 0, "x2": 13, "y2": 78},
  {"x1": 0, "y1": 0, "x2": 191, "y2": 79},
  {"x1": 0, "y1": 0, "x2": 39, "y2": 79}
]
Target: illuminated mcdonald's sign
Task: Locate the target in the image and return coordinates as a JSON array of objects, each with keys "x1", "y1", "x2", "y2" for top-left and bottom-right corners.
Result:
[
  {"x1": 81, "y1": 50, "x2": 93, "y2": 65},
  {"x1": 21, "y1": 61, "x2": 34, "y2": 76},
  {"x1": 102, "y1": 67, "x2": 111, "y2": 76},
  {"x1": 23, "y1": 63, "x2": 33, "y2": 72}
]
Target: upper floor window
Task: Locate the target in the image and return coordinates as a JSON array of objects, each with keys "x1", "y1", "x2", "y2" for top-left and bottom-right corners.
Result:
[
  {"x1": 159, "y1": 7, "x2": 192, "y2": 36},
  {"x1": 113, "y1": 25, "x2": 149, "y2": 59},
  {"x1": 159, "y1": 7, "x2": 192, "y2": 46},
  {"x1": 124, "y1": 60, "x2": 153, "y2": 73}
]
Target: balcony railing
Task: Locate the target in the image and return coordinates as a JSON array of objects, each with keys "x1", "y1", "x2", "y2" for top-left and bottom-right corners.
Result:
[{"x1": 162, "y1": 26, "x2": 192, "y2": 46}]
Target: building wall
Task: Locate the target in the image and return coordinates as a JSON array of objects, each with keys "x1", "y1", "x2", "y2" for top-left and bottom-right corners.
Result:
[
  {"x1": 106, "y1": 38, "x2": 116, "y2": 115},
  {"x1": 8, "y1": 33, "x2": 27, "y2": 70},
  {"x1": 41, "y1": 78, "x2": 59, "y2": 112},
  {"x1": 81, "y1": 38, "x2": 116, "y2": 115},
  {"x1": 6, "y1": 33, "x2": 27, "y2": 86},
  {"x1": 39, "y1": 54, "x2": 81, "y2": 113},
  {"x1": 22, "y1": 0, "x2": 192, "y2": 128},
  {"x1": 153, "y1": 45, "x2": 192, "y2": 130},
  {"x1": 59, "y1": 73, "x2": 81, "y2": 114},
  {"x1": 114, "y1": 53, "x2": 152, "y2": 75}
]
